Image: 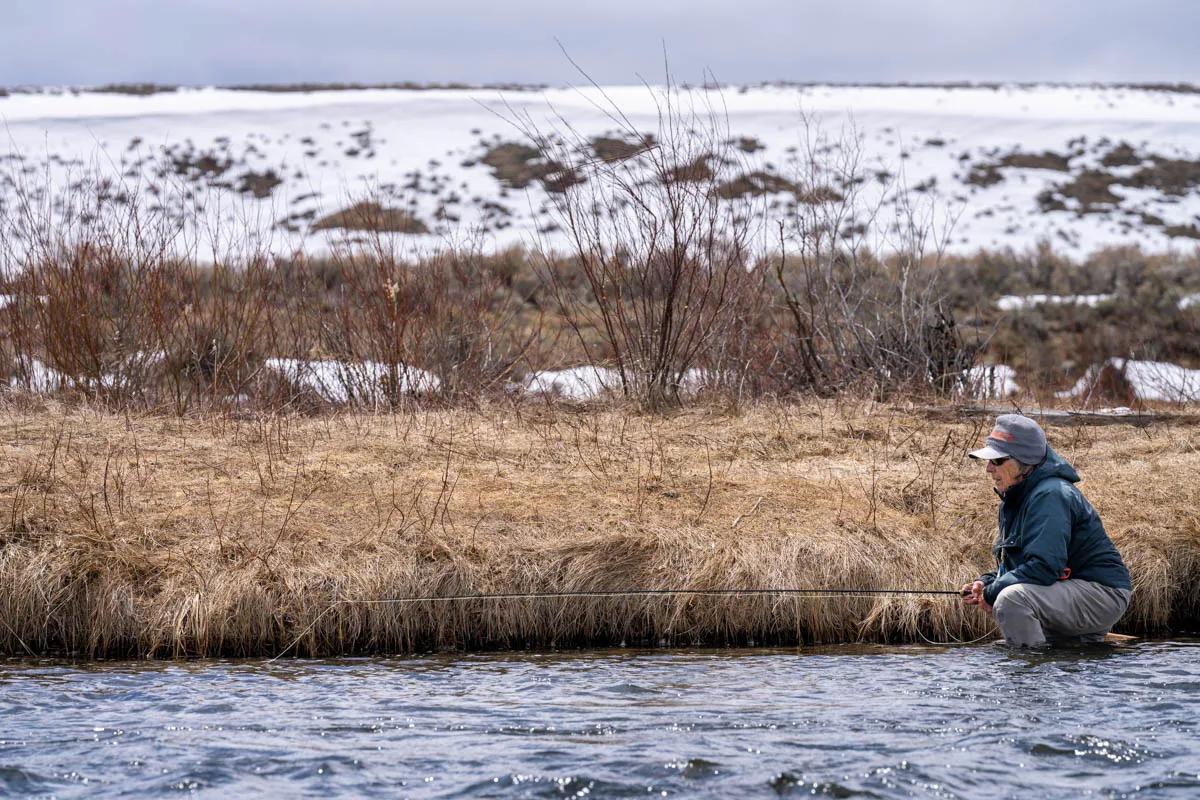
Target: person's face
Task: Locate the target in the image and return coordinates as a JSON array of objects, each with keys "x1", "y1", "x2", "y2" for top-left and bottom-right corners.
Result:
[{"x1": 986, "y1": 456, "x2": 1024, "y2": 492}]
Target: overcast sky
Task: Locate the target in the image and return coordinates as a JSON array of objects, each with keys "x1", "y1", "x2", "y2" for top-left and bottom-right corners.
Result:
[{"x1": 3, "y1": 1, "x2": 1198, "y2": 87}]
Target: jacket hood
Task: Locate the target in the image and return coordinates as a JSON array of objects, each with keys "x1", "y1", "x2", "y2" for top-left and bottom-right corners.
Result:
[
  {"x1": 998, "y1": 446, "x2": 1078, "y2": 504},
  {"x1": 1025, "y1": 446, "x2": 1079, "y2": 486}
]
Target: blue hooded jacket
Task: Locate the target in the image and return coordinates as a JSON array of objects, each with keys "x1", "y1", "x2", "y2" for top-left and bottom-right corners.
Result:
[{"x1": 979, "y1": 446, "x2": 1131, "y2": 607}]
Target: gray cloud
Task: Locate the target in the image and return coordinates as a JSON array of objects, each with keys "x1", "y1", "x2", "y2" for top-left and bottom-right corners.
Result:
[{"x1": 3, "y1": 0, "x2": 1198, "y2": 87}]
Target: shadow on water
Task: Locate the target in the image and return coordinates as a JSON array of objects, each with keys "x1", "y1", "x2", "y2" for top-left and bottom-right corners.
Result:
[{"x1": 992, "y1": 638, "x2": 1136, "y2": 664}]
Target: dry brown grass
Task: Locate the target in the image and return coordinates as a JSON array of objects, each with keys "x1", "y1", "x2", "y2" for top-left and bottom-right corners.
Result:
[{"x1": 1, "y1": 399, "x2": 1197, "y2": 658}]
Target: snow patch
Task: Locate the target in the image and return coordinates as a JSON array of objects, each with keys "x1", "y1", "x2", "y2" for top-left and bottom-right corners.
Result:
[
  {"x1": 0, "y1": 294, "x2": 50, "y2": 308},
  {"x1": 996, "y1": 294, "x2": 1112, "y2": 311},
  {"x1": 519, "y1": 366, "x2": 724, "y2": 400},
  {"x1": 1058, "y1": 358, "x2": 1200, "y2": 403},
  {"x1": 1095, "y1": 406, "x2": 1137, "y2": 415},
  {"x1": 964, "y1": 364, "x2": 1020, "y2": 399},
  {"x1": 521, "y1": 367, "x2": 619, "y2": 401},
  {"x1": 263, "y1": 358, "x2": 440, "y2": 403},
  {"x1": 7, "y1": 358, "x2": 67, "y2": 393},
  {"x1": 5, "y1": 351, "x2": 168, "y2": 393}
]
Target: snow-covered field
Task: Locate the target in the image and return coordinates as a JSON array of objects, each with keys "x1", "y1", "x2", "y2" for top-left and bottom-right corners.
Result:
[{"x1": 4, "y1": 84, "x2": 1200, "y2": 257}]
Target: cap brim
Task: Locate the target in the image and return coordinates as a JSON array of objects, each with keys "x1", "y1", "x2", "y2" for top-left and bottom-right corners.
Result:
[{"x1": 968, "y1": 445, "x2": 1008, "y2": 460}]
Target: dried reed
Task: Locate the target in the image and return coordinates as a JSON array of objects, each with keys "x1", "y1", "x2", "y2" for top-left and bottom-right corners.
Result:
[{"x1": 1, "y1": 400, "x2": 1195, "y2": 657}]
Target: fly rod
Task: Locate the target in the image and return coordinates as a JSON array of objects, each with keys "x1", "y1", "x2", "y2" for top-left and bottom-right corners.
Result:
[{"x1": 331, "y1": 587, "x2": 963, "y2": 602}]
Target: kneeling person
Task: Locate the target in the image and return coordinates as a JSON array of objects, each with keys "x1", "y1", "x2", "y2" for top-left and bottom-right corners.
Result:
[{"x1": 961, "y1": 414, "x2": 1131, "y2": 647}]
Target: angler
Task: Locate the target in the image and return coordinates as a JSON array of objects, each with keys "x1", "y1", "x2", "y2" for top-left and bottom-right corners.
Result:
[{"x1": 961, "y1": 414, "x2": 1132, "y2": 647}]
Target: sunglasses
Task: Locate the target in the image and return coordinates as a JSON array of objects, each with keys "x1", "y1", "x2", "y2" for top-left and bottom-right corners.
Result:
[{"x1": 988, "y1": 456, "x2": 1011, "y2": 466}]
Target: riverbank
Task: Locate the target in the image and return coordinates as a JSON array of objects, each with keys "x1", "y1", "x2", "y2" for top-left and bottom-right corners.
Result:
[{"x1": 1, "y1": 400, "x2": 1197, "y2": 657}]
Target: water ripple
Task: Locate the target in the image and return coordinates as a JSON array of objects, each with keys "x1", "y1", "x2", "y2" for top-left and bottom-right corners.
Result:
[{"x1": 2, "y1": 640, "x2": 1199, "y2": 797}]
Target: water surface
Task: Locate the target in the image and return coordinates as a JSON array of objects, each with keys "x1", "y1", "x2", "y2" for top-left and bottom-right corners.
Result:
[{"x1": 2, "y1": 641, "x2": 1198, "y2": 798}]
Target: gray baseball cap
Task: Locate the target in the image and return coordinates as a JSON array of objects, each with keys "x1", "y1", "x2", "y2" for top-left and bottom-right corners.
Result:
[{"x1": 968, "y1": 414, "x2": 1047, "y2": 465}]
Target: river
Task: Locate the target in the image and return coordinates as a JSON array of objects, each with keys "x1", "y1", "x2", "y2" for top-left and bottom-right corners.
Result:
[{"x1": 2, "y1": 640, "x2": 1198, "y2": 798}]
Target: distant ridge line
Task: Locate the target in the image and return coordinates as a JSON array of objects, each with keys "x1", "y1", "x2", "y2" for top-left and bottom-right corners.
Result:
[{"x1": 3, "y1": 80, "x2": 1200, "y2": 97}]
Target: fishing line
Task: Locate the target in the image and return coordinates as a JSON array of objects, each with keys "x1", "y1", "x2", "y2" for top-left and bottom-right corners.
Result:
[
  {"x1": 916, "y1": 625, "x2": 998, "y2": 646},
  {"x1": 267, "y1": 587, "x2": 964, "y2": 663}
]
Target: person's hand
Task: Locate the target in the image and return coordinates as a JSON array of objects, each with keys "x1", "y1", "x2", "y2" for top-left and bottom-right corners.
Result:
[{"x1": 961, "y1": 580, "x2": 992, "y2": 613}]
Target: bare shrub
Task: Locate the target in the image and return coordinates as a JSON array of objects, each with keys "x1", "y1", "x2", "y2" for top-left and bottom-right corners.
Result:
[
  {"x1": 519, "y1": 77, "x2": 774, "y2": 409},
  {"x1": 291, "y1": 221, "x2": 538, "y2": 407},
  {"x1": 419, "y1": 246, "x2": 541, "y2": 401},
  {"x1": 0, "y1": 164, "x2": 278, "y2": 412},
  {"x1": 1, "y1": 154, "x2": 541, "y2": 412},
  {"x1": 5, "y1": 180, "x2": 175, "y2": 403},
  {"x1": 773, "y1": 120, "x2": 977, "y2": 397},
  {"x1": 151, "y1": 256, "x2": 275, "y2": 412}
]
